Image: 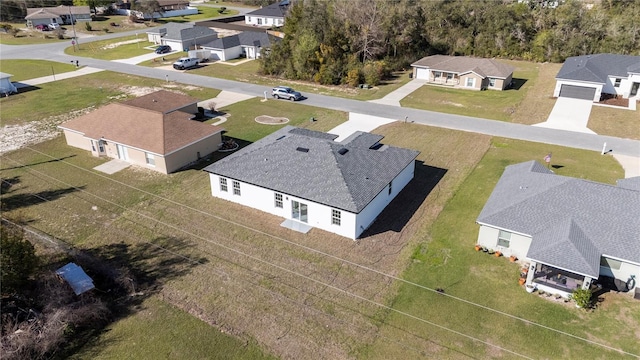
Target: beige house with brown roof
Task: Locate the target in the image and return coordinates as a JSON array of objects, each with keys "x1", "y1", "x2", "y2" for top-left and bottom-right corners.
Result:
[
  {"x1": 25, "y1": 6, "x2": 91, "y2": 28},
  {"x1": 59, "y1": 90, "x2": 223, "y2": 174},
  {"x1": 411, "y1": 55, "x2": 515, "y2": 91}
]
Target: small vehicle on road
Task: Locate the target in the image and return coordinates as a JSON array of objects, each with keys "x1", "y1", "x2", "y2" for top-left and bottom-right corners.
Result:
[
  {"x1": 35, "y1": 24, "x2": 50, "y2": 31},
  {"x1": 172, "y1": 57, "x2": 200, "y2": 70},
  {"x1": 155, "y1": 45, "x2": 171, "y2": 54},
  {"x1": 271, "y1": 86, "x2": 303, "y2": 101},
  {"x1": 48, "y1": 23, "x2": 60, "y2": 30}
]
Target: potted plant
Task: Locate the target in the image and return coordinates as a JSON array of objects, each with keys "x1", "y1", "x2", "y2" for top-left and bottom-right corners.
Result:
[
  {"x1": 525, "y1": 284, "x2": 536, "y2": 293},
  {"x1": 487, "y1": 249, "x2": 495, "y2": 255},
  {"x1": 571, "y1": 288, "x2": 593, "y2": 309},
  {"x1": 475, "y1": 244, "x2": 482, "y2": 251},
  {"x1": 518, "y1": 278, "x2": 526, "y2": 286},
  {"x1": 509, "y1": 255, "x2": 517, "y2": 263},
  {"x1": 494, "y1": 251, "x2": 502, "y2": 257}
]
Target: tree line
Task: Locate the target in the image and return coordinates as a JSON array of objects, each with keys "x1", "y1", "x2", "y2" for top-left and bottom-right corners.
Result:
[{"x1": 259, "y1": 0, "x2": 640, "y2": 86}]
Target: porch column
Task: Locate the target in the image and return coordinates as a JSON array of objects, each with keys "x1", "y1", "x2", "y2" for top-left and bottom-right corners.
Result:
[
  {"x1": 525, "y1": 261, "x2": 536, "y2": 284},
  {"x1": 582, "y1": 276, "x2": 593, "y2": 290}
]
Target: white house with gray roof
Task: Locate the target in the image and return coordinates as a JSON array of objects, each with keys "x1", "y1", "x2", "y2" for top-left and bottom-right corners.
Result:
[
  {"x1": 476, "y1": 161, "x2": 640, "y2": 298},
  {"x1": 200, "y1": 32, "x2": 273, "y2": 61},
  {"x1": 245, "y1": 0, "x2": 289, "y2": 27},
  {"x1": 553, "y1": 53, "x2": 640, "y2": 102},
  {"x1": 204, "y1": 126, "x2": 419, "y2": 239},
  {"x1": 146, "y1": 23, "x2": 217, "y2": 52}
]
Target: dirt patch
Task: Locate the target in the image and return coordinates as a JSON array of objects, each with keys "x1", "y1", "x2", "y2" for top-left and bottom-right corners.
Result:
[
  {"x1": 598, "y1": 96, "x2": 629, "y2": 107},
  {"x1": 255, "y1": 115, "x2": 289, "y2": 125},
  {"x1": 101, "y1": 39, "x2": 144, "y2": 50}
]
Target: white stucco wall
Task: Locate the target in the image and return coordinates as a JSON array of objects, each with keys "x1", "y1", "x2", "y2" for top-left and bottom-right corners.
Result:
[
  {"x1": 600, "y1": 257, "x2": 640, "y2": 290},
  {"x1": 553, "y1": 80, "x2": 602, "y2": 101},
  {"x1": 476, "y1": 225, "x2": 532, "y2": 258},
  {"x1": 245, "y1": 16, "x2": 283, "y2": 27}
]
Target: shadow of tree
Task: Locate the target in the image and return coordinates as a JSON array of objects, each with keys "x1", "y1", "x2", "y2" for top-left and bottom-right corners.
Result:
[
  {"x1": 1, "y1": 186, "x2": 85, "y2": 212},
  {"x1": 362, "y1": 161, "x2": 447, "y2": 237}
]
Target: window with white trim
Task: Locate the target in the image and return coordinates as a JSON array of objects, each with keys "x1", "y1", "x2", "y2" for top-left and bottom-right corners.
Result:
[
  {"x1": 614, "y1": 78, "x2": 621, "y2": 88},
  {"x1": 600, "y1": 257, "x2": 621, "y2": 270},
  {"x1": 331, "y1": 209, "x2": 341, "y2": 226},
  {"x1": 497, "y1": 230, "x2": 511, "y2": 248},
  {"x1": 466, "y1": 77, "x2": 475, "y2": 87},
  {"x1": 145, "y1": 153, "x2": 155, "y2": 166},
  {"x1": 274, "y1": 193, "x2": 283, "y2": 208},
  {"x1": 489, "y1": 78, "x2": 496, "y2": 87},
  {"x1": 220, "y1": 177, "x2": 228, "y2": 192},
  {"x1": 232, "y1": 180, "x2": 241, "y2": 195}
]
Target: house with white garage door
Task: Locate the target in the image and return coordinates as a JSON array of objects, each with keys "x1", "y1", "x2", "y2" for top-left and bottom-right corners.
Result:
[
  {"x1": 200, "y1": 32, "x2": 274, "y2": 61},
  {"x1": 204, "y1": 126, "x2": 420, "y2": 239},
  {"x1": 146, "y1": 23, "x2": 217, "y2": 52},
  {"x1": 245, "y1": 0, "x2": 289, "y2": 27},
  {"x1": 553, "y1": 53, "x2": 640, "y2": 102},
  {"x1": 411, "y1": 55, "x2": 514, "y2": 91}
]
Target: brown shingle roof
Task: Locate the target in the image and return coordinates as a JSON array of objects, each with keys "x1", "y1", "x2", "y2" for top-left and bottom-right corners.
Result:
[
  {"x1": 122, "y1": 90, "x2": 198, "y2": 113},
  {"x1": 59, "y1": 92, "x2": 222, "y2": 155},
  {"x1": 26, "y1": 5, "x2": 90, "y2": 18},
  {"x1": 411, "y1": 55, "x2": 514, "y2": 79}
]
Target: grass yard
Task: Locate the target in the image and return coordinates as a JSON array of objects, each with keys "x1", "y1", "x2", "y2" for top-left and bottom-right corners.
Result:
[
  {"x1": 510, "y1": 62, "x2": 561, "y2": 125},
  {"x1": 588, "y1": 105, "x2": 640, "y2": 140},
  {"x1": 63, "y1": 35, "x2": 156, "y2": 60},
  {"x1": 362, "y1": 139, "x2": 636, "y2": 359},
  {"x1": 0, "y1": 69, "x2": 221, "y2": 127},
  {"x1": 69, "y1": 296, "x2": 275, "y2": 360},
  {"x1": 0, "y1": 59, "x2": 77, "y2": 82}
]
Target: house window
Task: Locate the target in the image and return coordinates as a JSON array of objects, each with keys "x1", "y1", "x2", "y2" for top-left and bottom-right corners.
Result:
[
  {"x1": 145, "y1": 153, "x2": 155, "y2": 166},
  {"x1": 331, "y1": 209, "x2": 341, "y2": 226},
  {"x1": 219, "y1": 177, "x2": 228, "y2": 192},
  {"x1": 466, "y1": 78, "x2": 475, "y2": 87},
  {"x1": 497, "y1": 230, "x2": 511, "y2": 248},
  {"x1": 614, "y1": 78, "x2": 621, "y2": 88},
  {"x1": 232, "y1": 180, "x2": 241, "y2": 196},
  {"x1": 91, "y1": 140, "x2": 96, "y2": 151},
  {"x1": 257, "y1": 18, "x2": 262, "y2": 25},
  {"x1": 274, "y1": 193, "x2": 283, "y2": 208},
  {"x1": 388, "y1": 180, "x2": 392, "y2": 195},
  {"x1": 446, "y1": 73, "x2": 453, "y2": 80},
  {"x1": 433, "y1": 71, "x2": 441, "y2": 78},
  {"x1": 600, "y1": 257, "x2": 621, "y2": 270},
  {"x1": 489, "y1": 78, "x2": 496, "y2": 87},
  {"x1": 98, "y1": 140, "x2": 105, "y2": 152}
]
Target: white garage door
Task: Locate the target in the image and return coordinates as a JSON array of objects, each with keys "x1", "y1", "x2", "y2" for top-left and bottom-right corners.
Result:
[
  {"x1": 415, "y1": 68, "x2": 429, "y2": 80},
  {"x1": 559, "y1": 84, "x2": 596, "y2": 101}
]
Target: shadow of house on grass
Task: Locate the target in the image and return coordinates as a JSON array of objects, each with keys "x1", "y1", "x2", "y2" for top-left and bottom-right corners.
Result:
[
  {"x1": 178, "y1": 136, "x2": 253, "y2": 172},
  {"x1": 361, "y1": 161, "x2": 447, "y2": 238},
  {"x1": 509, "y1": 78, "x2": 527, "y2": 91}
]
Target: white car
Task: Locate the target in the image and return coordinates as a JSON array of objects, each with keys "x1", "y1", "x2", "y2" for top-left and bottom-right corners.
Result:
[{"x1": 49, "y1": 23, "x2": 60, "y2": 30}]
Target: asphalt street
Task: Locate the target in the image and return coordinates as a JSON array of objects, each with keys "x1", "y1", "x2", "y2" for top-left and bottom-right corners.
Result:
[{"x1": 1, "y1": 32, "x2": 639, "y2": 157}]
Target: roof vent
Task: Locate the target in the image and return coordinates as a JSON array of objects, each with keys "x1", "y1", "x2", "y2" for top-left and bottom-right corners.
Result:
[
  {"x1": 276, "y1": 135, "x2": 286, "y2": 140},
  {"x1": 296, "y1": 147, "x2": 309, "y2": 153},
  {"x1": 369, "y1": 143, "x2": 383, "y2": 150},
  {"x1": 338, "y1": 148, "x2": 349, "y2": 155}
]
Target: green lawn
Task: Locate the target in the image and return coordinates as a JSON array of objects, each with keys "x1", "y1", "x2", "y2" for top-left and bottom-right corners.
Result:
[
  {"x1": 362, "y1": 138, "x2": 636, "y2": 359},
  {"x1": 69, "y1": 296, "x2": 275, "y2": 360},
  {"x1": 63, "y1": 35, "x2": 156, "y2": 60},
  {"x1": 0, "y1": 59, "x2": 77, "y2": 82},
  {"x1": 401, "y1": 60, "x2": 539, "y2": 122},
  {"x1": 0, "y1": 69, "x2": 221, "y2": 127}
]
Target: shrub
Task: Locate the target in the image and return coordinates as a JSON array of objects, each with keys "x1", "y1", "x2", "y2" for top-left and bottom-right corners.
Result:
[
  {"x1": 218, "y1": 6, "x2": 226, "y2": 13},
  {"x1": 571, "y1": 288, "x2": 593, "y2": 309},
  {"x1": 0, "y1": 225, "x2": 39, "y2": 295},
  {"x1": 85, "y1": 22, "x2": 92, "y2": 31},
  {"x1": 346, "y1": 68, "x2": 362, "y2": 88}
]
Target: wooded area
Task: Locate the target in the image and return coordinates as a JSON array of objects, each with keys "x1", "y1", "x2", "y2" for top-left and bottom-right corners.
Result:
[{"x1": 260, "y1": 0, "x2": 640, "y2": 86}]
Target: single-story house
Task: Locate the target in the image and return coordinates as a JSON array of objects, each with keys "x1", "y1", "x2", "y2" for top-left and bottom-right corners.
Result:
[
  {"x1": 58, "y1": 90, "x2": 224, "y2": 174},
  {"x1": 200, "y1": 31, "x2": 273, "y2": 61},
  {"x1": 146, "y1": 23, "x2": 217, "y2": 52},
  {"x1": 476, "y1": 161, "x2": 640, "y2": 298},
  {"x1": 553, "y1": 53, "x2": 640, "y2": 102},
  {"x1": 0, "y1": 72, "x2": 18, "y2": 96},
  {"x1": 114, "y1": 0, "x2": 197, "y2": 19},
  {"x1": 244, "y1": 0, "x2": 289, "y2": 27},
  {"x1": 26, "y1": 5, "x2": 91, "y2": 28},
  {"x1": 411, "y1": 55, "x2": 515, "y2": 91},
  {"x1": 204, "y1": 126, "x2": 420, "y2": 239}
]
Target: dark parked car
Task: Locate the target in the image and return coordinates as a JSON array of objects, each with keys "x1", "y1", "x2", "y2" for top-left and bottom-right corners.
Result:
[
  {"x1": 35, "y1": 24, "x2": 50, "y2": 31},
  {"x1": 155, "y1": 45, "x2": 171, "y2": 54}
]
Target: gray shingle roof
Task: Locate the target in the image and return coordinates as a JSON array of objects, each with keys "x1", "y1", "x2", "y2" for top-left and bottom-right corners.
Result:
[
  {"x1": 201, "y1": 31, "x2": 272, "y2": 50},
  {"x1": 247, "y1": 1, "x2": 288, "y2": 18},
  {"x1": 411, "y1": 55, "x2": 515, "y2": 79},
  {"x1": 477, "y1": 161, "x2": 640, "y2": 275},
  {"x1": 204, "y1": 126, "x2": 419, "y2": 213},
  {"x1": 148, "y1": 23, "x2": 216, "y2": 42},
  {"x1": 556, "y1": 54, "x2": 640, "y2": 84}
]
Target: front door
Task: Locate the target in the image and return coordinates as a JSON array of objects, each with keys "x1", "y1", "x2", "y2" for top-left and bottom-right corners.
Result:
[
  {"x1": 631, "y1": 82, "x2": 639, "y2": 96},
  {"x1": 116, "y1": 144, "x2": 129, "y2": 161},
  {"x1": 291, "y1": 200, "x2": 308, "y2": 223}
]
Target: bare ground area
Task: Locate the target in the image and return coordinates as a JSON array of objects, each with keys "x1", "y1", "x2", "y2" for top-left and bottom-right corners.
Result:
[{"x1": 67, "y1": 123, "x2": 492, "y2": 359}]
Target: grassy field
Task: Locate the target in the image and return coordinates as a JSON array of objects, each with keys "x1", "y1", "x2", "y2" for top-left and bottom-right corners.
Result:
[
  {"x1": 63, "y1": 34, "x2": 156, "y2": 59},
  {"x1": 362, "y1": 138, "x2": 635, "y2": 359},
  {"x1": 0, "y1": 59, "x2": 77, "y2": 82},
  {"x1": 588, "y1": 105, "x2": 640, "y2": 140}
]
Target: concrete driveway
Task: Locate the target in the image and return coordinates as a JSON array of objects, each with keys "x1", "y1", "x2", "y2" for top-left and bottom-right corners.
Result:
[
  {"x1": 534, "y1": 97, "x2": 595, "y2": 134},
  {"x1": 368, "y1": 79, "x2": 426, "y2": 107},
  {"x1": 329, "y1": 113, "x2": 396, "y2": 141}
]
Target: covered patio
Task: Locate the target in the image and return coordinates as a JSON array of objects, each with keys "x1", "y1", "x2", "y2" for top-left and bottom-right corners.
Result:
[{"x1": 532, "y1": 263, "x2": 585, "y2": 294}]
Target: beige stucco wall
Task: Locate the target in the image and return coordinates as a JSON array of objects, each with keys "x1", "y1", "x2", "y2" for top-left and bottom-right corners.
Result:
[
  {"x1": 164, "y1": 132, "x2": 222, "y2": 173},
  {"x1": 459, "y1": 73, "x2": 483, "y2": 90},
  {"x1": 63, "y1": 130, "x2": 92, "y2": 151},
  {"x1": 477, "y1": 225, "x2": 532, "y2": 258}
]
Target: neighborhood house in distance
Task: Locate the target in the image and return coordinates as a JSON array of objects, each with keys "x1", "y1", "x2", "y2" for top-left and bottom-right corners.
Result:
[
  {"x1": 25, "y1": 5, "x2": 91, "y2": 28},
  {"x1": 476, "y1": 161, "x2": 640, "y2": 298},
  {"x1": 244, "y1": 0, "x2": 289, "y2": 27},
  {"x1": 553, "y1": 53, "x2": 640, "y2": 102},
  {"x1": 58, "y1": 90, "x2": 224, "y2": 174},
  {"x1": 204, "y1": 126, "x2": 420, "y2": 239},
  {"x1": 411, "y1": 55, "x2": 515, "y2": 91}
]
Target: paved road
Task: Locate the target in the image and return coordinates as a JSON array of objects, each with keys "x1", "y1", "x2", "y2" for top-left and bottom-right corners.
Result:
[{"x1": 2, "y1": 38, "x2": 639, "y2": 158}]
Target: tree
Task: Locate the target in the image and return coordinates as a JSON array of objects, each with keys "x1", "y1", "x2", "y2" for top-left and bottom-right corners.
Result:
[
  {"x1": 1, "y1": 225, "x2": 39, "y2": 295},
  {"x1": 73, "y1": 0, "x2": 113, "y2": 15},
  {"x1": 133, "y1": 0, "x2": 163, "y2": 22}
]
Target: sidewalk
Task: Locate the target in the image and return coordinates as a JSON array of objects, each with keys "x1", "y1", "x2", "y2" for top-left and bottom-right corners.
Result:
[{"x1": 14, "y1": 66, "x2": 104, "y2": 88}]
